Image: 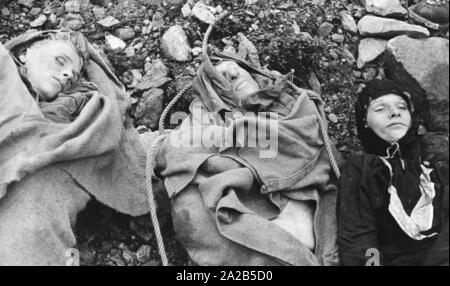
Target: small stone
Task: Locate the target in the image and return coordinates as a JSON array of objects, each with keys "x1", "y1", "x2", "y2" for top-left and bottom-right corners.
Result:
[
  {"x1": 124, "y1": 46, "x2": 135, "y2": 57},
  {"x1": 136, "y1": 245, "x2": 152, "y2": 263},
  {"x1": 49, "y1": 13, "x2": 57, "y2": 25},
  {"x1": 216, "y1": 5, "x2": 224, "y2": 14},
  {"x1": 135, "y1": 88, "x2": 165, "y2": 130},
  {"x1": 331, "y1": 33, "x2": 345, "y2": 43},
  {"x1": 105, "y1": 33, "x2": 127, "y2": 53},
  {"x1": 109, "y1": 253, "x2": 126, "y2": 266},
  {"x1": 29, "y1": 7, "x2": 41, "y2": 16},
  {"x1": 181, "y1": 3, "x2": 192, "y2": 17},
  {"x1": 328, "y1": 113, "x2": 338, "y2": 123},
  {"x1": 134, "y1": 42, "x2": 143, "y2": 50},
  {"x1": 161, "y1": 25, "x2": 192, "y2": 62},
  {"x1": 318, "y1": 22, "x2": 334, "y2": 37},
  {"x1": 191, "y1": 47, "x2": 203, "y2": 56},
  {"x1": 92, "y1": 6, "x2": 106, "y2": 19},
  {"x1": 30, "y1": 15, "x2": 47, "y2": 27},
  {"x1": 128, "y1": 69, "x2": 142, "y2": 88},
  {"x1": 330, "y1": 50, "x2": 339, "y2": 60},
  {"x1": 17, "y1": 0, "x2": 35, "y2": 9},
  {"x1": 1, "y1": 8, "x2": 10, "y2": 17},
  {"x1": 152, "y1": 12, "x2": 165, "y2": 31},
  {"x1": 340, "y1": 10, "x2": 357, "y2": 33},
  {"x1": 192, "y1": 1, "x2": 216, "y2": 25},
  {"x1": 292, "y1": 21, "x2": 301, "y2": 34},
  {"x1": 64, "y1": 13, "x2": 85, "y2": 30},
  {"x1": 98, "y1": 16, "x2": 121, "y2": 30},
  {"x1": 65, "y1": 0, "x2": 81, "y2": 13},
  {"x1": 115, "y1": 27, "x2": 135, "y2": 40},
  {"x1": 245, "y1": 0, "x2": 258, "y2": 5},
  {"x1": 363, "y1": 67, "x2": 377, "y2": 81}
]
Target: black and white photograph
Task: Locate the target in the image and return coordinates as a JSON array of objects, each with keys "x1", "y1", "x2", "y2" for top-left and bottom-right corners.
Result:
[{"x1": 0, "y1": 0, "x2": 448, "y2": 269}]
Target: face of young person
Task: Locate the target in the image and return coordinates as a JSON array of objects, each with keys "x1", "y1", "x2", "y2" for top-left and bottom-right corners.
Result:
[
  {"x1": 366, "y1": 93, "x2": 412, "y2": 143},
  {"x1": 23, "y1": 40, "x2": 82, "y2": 101},
  {"x1": 215, "y1": 61, "x2": 260, "y2": 104}
]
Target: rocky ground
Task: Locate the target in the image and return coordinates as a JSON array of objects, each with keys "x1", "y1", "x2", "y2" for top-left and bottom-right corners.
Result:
[{"x1": 1, "y1": 0, "x2": 448, "y2": 266}]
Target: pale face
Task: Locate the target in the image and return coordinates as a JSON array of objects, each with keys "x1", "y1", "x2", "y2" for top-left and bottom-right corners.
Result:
[
  {"x1": 215, "y1": 61, "x2": 260, "y2": 104},
  {"x1": 23, "y1": 40, "x2": 82, "y2": 101},
  {"x1": 366, "y1": 93, "x2": 412, "y2": 143}
]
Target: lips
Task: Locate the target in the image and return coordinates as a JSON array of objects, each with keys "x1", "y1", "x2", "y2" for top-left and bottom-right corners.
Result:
[{"x1": 387, "y1": 122, "x2": 407, "y2": 128}]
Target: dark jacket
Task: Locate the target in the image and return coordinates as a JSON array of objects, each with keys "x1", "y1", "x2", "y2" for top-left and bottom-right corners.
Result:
[{"x1": 337, "y1": 141, "x2": 449, "y2": 265}]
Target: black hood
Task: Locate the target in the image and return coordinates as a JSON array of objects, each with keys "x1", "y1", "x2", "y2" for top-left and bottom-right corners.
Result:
[{"x1": 355, "y1": 79, "x2": 420, "y2": 159}]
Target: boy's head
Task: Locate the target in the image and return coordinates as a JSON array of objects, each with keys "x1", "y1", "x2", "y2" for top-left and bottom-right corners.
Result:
[
  {"x1": 355, "y1": 79, "x2": 414, "y2": 152},
  {"x1": 21, "y1": 39, "x2": 83, "y2": 101}
]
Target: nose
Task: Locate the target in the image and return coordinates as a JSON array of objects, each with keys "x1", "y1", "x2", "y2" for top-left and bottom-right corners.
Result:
[
  {"x1": 389, "y1": 107, "x2": 401, "y2": 119},
  {"x1": 62, "y1": 68, "x2": 74, "y2": 80},
  {"x1": 226, "y1": 65, "x2": 240, "y2": 81}
]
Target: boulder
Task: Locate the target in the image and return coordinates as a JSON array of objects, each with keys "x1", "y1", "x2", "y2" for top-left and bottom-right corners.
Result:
[
  {"x1": 385, "y1": 36, "x2": 449, "y2": 133},
  {"x1": 358, "y1": 15, "x2": 430, "y2": 38},
  {"x1": 357, "y1": 38, "x2": 387, "y2": 68}
]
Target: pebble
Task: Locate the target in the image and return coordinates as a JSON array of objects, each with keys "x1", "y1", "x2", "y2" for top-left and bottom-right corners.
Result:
[
  {"x1": 181, "y1": 3, "x2": 192, "y2": 17},
  {"x1": 98, "y1": 16, "x2": 121, "y2": 30},
  {"x1": 115, "y1": 27, "x2": 135, "y2": 41},
  {"x1": 29, "y1": 14, "x2": 47, "y2": 27},
  {"x1": 29, "y1": 7, "x2": 41, "y2": 16},
  {"x1": 92, "y1": 6, "x2": 106, "y2": 20},
  {"x1": 17, "y1": 0, "x2": 35, "y2": 9},
  {"x1": 65, "y1": 0, "x2": 81, "y2": 13},
  {"x1": 136, "y1": 245, "x2": 152, "y2": 263},
  {"x1": 331, "y1": 33, "x2": 344, "y2": 43},
  {"x1": 2, "y1": 8, "x2": 11, "y2": 17},
  {"x1": 64, "y1": 13, "x2": 85, "y2": 30},
  {"x1": 328, "y1": 113, "x2": 338, "y2": 123},
  {"x1": 105, "y1": 33, "x2": 127, "y2": 53},
  {"x1": 318, "y1": 22, "x2": 334, "y2": 37},
  {"x1": 161, "y1": 25, "x2": 192, "y2": 62},
  {"x1": 192, "y1": 1, "x2": 216, "y2": 25}
]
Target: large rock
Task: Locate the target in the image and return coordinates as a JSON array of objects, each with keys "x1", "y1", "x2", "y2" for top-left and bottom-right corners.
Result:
[
  {"x1": 364, "y1": 0, "x2": 407, "y2": 18},
  {"x1": 385, "y1": 36, "x2": 449, "y2": 133},
  {"x1": 135, "y1": 88, "x2": 164, "y2": 130},
  {"x1": 340, "y1": 11, "x2": 358, "y2": 33},
  {"x1": 358, "y1": 15, "x2": 430, "y2": 38},
  {"x1": 161, "y1": 25, "x2": 192, "y2": 62},
  {"x1": 357, "y1": 38, "x2": 387, "y2": 68},
  {"x1": 192, "y1": 1, "x2": 216, "y2": 25}
]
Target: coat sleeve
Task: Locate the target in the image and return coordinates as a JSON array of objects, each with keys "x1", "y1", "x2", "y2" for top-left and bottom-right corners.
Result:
[{"x1": 337, "y1": 157, "x2": 380, "y2": 266}]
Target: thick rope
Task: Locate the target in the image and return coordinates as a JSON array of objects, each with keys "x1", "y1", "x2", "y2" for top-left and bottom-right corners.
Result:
[{"x1": 286, "y1": 81, "x2": 341, "y2": 179}]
